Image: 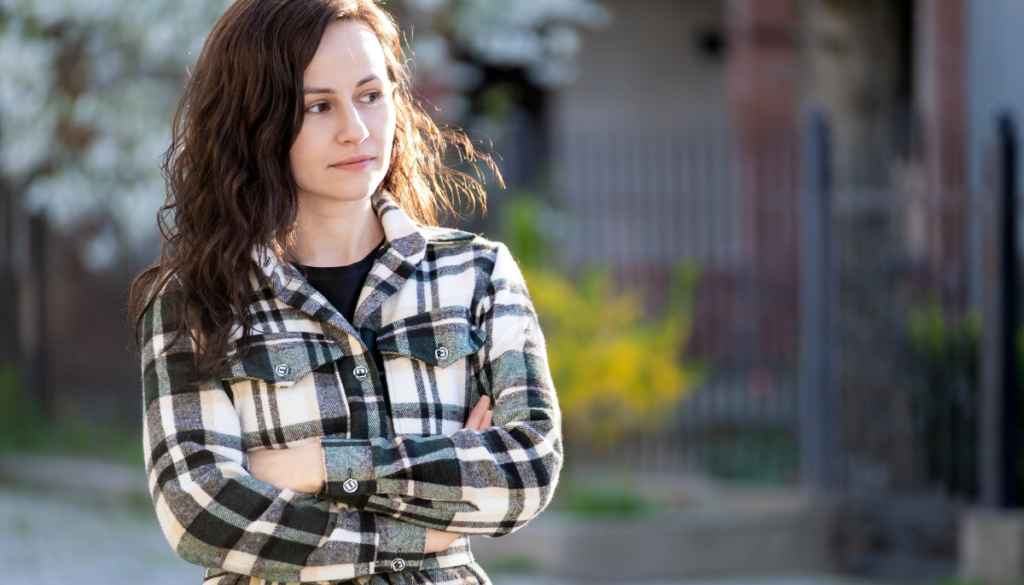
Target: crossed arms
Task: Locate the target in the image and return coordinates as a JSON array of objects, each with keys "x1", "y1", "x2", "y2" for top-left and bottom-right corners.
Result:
[{"x1": 142, "y1": 245, "x2": 562, "y2": 583}]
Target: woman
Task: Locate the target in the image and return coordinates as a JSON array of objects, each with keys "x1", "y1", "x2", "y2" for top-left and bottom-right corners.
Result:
[{"x1": 128, "y1": 1, "x2": 561, "y2": 583}]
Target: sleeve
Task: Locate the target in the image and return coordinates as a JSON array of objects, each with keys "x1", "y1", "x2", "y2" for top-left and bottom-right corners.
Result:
[
  {"x1": 315, "y1": 243, "x2": 563, "y2": 537},
  {"x1": 142, "y1": 288, "x2": 426, "y2": 583}
]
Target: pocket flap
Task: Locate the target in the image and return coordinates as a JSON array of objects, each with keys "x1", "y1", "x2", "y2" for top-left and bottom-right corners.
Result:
[
  {"x1": 218, "y1": 334, "x2": 344, "y2": 388},
  {"x1": 376, "y1": 306, "x2": 486, "y2": 367}
]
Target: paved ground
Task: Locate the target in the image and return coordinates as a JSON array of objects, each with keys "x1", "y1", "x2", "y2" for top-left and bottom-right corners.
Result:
[
  {"x1": 0, "y1": 475, "x2": 874, "y2": 585},
  {"x1": 0, "y1": 483, "x2": 204, "y2": 584},
  {"x1": 496, "y1": 579, "x2": 876, "y2": 585}
]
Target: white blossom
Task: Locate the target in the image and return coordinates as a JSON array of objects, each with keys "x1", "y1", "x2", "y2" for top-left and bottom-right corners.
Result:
[
  {"x1": 0, "y1": 0, "x2": 230, "y2": 269},
  {"x1": 406, "y1": 0, "x2": 610, "y2": 87},
  {"x1": 1, "y1": 0, "x2": 606, "y2": 271},
  {"x1": 404, "y1": 0, "x2": 451, "y2": 13},
  {"x1": 0, "y1": 22, "x2": 58, "y2": 178},
  {"x1": 81, "y1": 222, "x2": 119, "y2": 271},
  {"x1": 410, "y1": 32, "x2": 449, "y2": 71}
]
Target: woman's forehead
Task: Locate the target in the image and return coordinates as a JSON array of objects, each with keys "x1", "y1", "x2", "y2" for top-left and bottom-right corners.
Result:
[{"x1": 304, "y1": 19, "x2": 389, "y2": 85}]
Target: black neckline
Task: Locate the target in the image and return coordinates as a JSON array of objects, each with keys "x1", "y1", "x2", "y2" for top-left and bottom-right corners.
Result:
[{"x1": 294, "y1": 240, "x2": 383, "y2": 279}]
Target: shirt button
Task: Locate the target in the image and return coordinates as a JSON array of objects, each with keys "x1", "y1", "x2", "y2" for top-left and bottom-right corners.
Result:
[
  {"x1": 274, "y1": 364, "x2": 290, "y2": 378},
  {"x1": 353, "y1": 366, "x2": 368, "y2": 380},
  {"x1": 434, "y1": 346, "x2": 449, "y2": 361},
  {"x1": 342, "y1": 478, "x2": 359, "y2": 493},
  {"x1": 392, "y1": 558, "x2": 406, "y2": 572}
]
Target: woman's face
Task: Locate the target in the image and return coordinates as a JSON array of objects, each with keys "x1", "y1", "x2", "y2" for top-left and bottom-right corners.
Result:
[{"x1": 290, "y1": 19, "x2": 396, "y2": 207}]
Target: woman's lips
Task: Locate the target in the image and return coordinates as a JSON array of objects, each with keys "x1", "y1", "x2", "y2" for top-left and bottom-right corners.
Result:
[{"x1": 330, "y1": 156, "x2": 373, "y2": 170}]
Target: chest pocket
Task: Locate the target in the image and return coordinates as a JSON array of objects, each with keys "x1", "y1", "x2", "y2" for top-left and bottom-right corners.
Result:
[
  {"x1": 218, "y1": 334, "x2": 350, "y2": 450},
  {"x1": 376, "y1": 306, "x2": 487, "y2": 437}
]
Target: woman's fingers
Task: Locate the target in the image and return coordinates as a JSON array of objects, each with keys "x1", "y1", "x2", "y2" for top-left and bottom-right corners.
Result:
[
  {"x1": 424, "y1": 528, "x2": 461, "y2": 554},
  {"x1": 464, "y1": 396, "x2": 490, "y2": 431},
  {"x1": 482, "y1": 409, "x2": 493, "y2": 430},
  {"x1": 247, "y1": 441, "x2": 324, "y2": 493}
]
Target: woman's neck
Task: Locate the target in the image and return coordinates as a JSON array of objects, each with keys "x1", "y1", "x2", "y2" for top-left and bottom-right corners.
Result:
[{"x1": 285, "y1": 195, "x2": 385, "y2": 267}]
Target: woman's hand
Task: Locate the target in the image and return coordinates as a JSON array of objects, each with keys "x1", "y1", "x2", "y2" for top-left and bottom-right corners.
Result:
[
  {"x1": 247, "y1": 397, "x2": 492, "y2": 495},
  {"x1": 424, "y1": 396, "x2": 493, "y2": 554},
  {"x1": 248, "y1": 399, "x2": 492, "y2": 552},
  {"x1": 463, "y1": 395, "x2": 493, "y2": 431},
  {"x1": 424, "y1": 527, "x2": 461, "y2": 553},
  {"x1": 248, "y1": 439, "x2": 326, "y2": 494}
]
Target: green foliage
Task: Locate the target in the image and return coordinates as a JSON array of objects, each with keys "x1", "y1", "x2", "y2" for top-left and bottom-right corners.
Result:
[
  {"x1": 501, "y1": 195, "x2": 702, "y2": 445},
  {"x1": 904, "y1": 301, "x2": 980, "y2": 495},
  {"x1": 703, "y1": 425, "x2": 799, "y2": 484},
  {"x1": 928, "y1": 579, "x2": 985, "y2": 585},
  {"x1": 477, "y1": 82, "x2": 522, "y2": 122},
  {"x1": 0, "y1": 363, "x2": 142, "y2": 465},
  {"x1": 478, "y1": 556, "x2": 539, "y2": 575},
  {"x1": 503, "y1": 196, "x2": 549, "y2": 267},
  {"x1": 906, "y1": 301, "x2": 980, "y2": 371},
  {"x1": 554, "y1": 481, "x2": 662, "y2": 517},
  {"x1": 0, "y1": 363, "x2": 20, "y2": 418},
  {"x1": 0, "y1": 363, "x2": 45, "y2": 453}
]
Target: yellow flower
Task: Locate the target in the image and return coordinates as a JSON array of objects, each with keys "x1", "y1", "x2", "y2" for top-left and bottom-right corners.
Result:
[{"x1": 523, "y1": 265, "x2": 701, "y2": 445}]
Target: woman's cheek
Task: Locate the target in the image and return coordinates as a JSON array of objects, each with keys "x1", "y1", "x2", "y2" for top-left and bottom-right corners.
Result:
[{"x1": 377, "y1": 102, "x2": 397, "y2": 157}]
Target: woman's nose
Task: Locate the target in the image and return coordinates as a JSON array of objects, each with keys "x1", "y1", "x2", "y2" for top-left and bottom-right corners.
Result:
[{"x1": 335, "y1": 103, "x2": 370, "y2": 144}]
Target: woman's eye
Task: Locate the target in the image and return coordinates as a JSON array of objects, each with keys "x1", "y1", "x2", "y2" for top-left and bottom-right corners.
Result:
[
  {"x1": 361, "y1": 90, "x2": 383, "y2": 104},
  {"x1": 306, "y1": 103, "x2": 329, "y2": 114}
]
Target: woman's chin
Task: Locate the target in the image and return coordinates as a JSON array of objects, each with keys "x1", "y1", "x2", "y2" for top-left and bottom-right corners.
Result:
[{"x1": 300, "y1": 185, "x2": 378, "y2": 205}]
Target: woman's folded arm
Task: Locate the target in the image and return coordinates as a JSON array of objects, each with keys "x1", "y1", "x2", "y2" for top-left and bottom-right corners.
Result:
[
  {"x1": 143, "y1": 292, "x2": 427, "y2": 582},
  {"x1": 315, "y1": 243, "x2": 563, "y2": 537}
]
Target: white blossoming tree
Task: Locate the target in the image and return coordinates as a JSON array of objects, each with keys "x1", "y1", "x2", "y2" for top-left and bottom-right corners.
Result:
[
  {"x1": 0, "y1": 0, "x2": 609, "y2": 407},
  {"x1": 0, "y1": 0, "x2": 232, "y2": 271},
  {"x1": 0, "y1": 0, "x2": 230, "y2": 402},
  {"x1": 0, "y1": 0, "x2": 609, "y2": 270},
  {"x1": 403, "y1": 0, "x2": 610, "y2": 85}
]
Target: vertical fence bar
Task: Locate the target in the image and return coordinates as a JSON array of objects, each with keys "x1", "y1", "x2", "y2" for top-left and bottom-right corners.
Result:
[
  {"x1": 800, "y1": 108, "x2": 835, "y2": 492},
  {"x1": 0, "y1": 182, "x2": 17, "y2": 366},
  {"x1": 980, "y1": 115, "x2": 1022, "y2": 507},
  {"x1": 998, "y1": 117, "x2": 1022, "y2": 507},
  {"x1": 17, "y1": 213, "x2": 50, "y2": 415}
]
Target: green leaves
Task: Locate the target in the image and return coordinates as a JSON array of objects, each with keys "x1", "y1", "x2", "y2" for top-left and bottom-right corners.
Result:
[{"x1": 501, "y1": 193, "x2": 702, "y2": 445}]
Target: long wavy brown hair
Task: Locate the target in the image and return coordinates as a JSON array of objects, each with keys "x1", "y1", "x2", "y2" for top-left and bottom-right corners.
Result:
[{"x1": 129, "y1": 0, "x2": 499, "y2": 380}]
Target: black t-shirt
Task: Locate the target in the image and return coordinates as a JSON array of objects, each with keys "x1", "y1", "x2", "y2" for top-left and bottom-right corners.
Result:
[{"x1": 296, "y1": 241, "x2": 383, "y2": 324}]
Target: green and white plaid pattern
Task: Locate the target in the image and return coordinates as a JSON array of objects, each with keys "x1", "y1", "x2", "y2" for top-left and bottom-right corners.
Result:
[{"x1": 142, "y1": 194, "x2": 562, "y2": 585}]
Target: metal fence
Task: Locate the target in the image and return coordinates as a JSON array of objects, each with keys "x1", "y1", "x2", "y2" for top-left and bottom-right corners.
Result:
[
  {"x1": 550, "y1": 110, "x2": 1018, "y2": 570},
  {"x1": 554, "y1": 119, "x2": 801, "y2": 483}
]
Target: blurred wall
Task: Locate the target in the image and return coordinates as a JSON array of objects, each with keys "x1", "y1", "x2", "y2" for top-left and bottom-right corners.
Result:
[
  {"x1": 550, "y1": 0, "x2": 726, "y2": 127},
  {"x1": 802, "y1": 0, "x2": 914, "y2": 187},
  {"x1": 966, "y1": 0, "x2": 1024, "y2": 307},
  {"x1": 546, "y1": 0, "x2": 736, "y2": 284},
  {"x1": 967, "y1": 0, "x2": 1024, "y2": 190},
  {"x1": 544, "y1": 0, "x2": 803, "y2": 366}
]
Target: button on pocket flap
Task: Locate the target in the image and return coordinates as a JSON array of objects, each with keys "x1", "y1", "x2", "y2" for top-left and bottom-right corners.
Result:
[
  {"x1": 218, "y1": 334, "x2": 344, "y2": 388},
  {"x1": 376, "y1": 306, "x2": 486, "y2": 367}
]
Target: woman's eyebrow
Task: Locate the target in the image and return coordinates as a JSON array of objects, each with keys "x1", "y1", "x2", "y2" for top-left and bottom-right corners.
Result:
[
  {"x1": 303, "y1": 76, "x2": 379, "y2": 96},
  {"x1": 355, "y1": 74, "x2": 379, "y2": 88}
]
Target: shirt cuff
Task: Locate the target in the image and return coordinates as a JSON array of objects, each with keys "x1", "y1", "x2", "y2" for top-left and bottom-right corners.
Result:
[
  {"x1": 319, "y1": 437, "x2": 377, "y2": 502},
  {"x1": 318, "y1": 434, "x2": 464, "y2": 502},
  {"x1": 373, "y1": 514, "x2": 426, "y2": 574}
]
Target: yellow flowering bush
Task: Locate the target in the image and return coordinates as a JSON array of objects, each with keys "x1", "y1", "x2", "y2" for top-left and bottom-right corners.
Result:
[
  {"x1": 501, "y1": 195, "x2": 702, "y2": 445},
  {"x1": 524, "y1": 266, "x2": 701, "y2": 444}
]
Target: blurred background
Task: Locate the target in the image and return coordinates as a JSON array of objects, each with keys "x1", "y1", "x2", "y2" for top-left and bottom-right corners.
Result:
[{"x1": 3, "y1": 0, "x2": 1024, "y2": 583}]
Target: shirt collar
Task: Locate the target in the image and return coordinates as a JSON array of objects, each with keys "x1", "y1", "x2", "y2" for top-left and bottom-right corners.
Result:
[
  {"x1": 371, "y1": 191, "x2": 428, "y2": 267},
  {"x1": 254, "y1": 192, "x2": 424, "y2": 282},
  {"x1": 251, "y1": 191, "x2": 428, "y2": 330}
]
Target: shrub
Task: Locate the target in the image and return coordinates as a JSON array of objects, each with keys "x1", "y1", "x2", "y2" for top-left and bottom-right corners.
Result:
[{"x1": 501, "y1": 195, "x2": 702, "y2": 445}]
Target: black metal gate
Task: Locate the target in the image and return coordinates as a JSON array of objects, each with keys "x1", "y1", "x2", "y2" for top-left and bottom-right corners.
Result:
[{"x1": 553, "y1": 109, "x2": 1024, "y2": 572}]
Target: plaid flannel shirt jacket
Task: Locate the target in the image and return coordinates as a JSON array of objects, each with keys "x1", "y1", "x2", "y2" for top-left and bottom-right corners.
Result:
[{"x1": 141, "y1": 193, "x2": 562, "y2": 585}]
